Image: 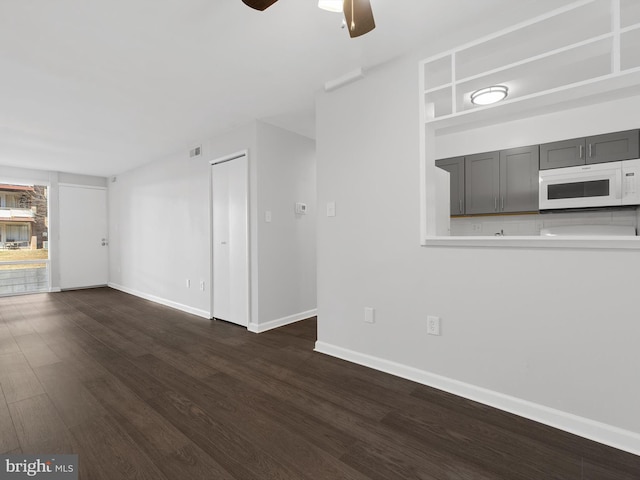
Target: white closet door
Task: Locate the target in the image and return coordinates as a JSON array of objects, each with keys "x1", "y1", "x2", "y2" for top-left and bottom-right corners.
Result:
[
  {"x1": 59, "y1": 185, "x2": 109, "y2": 289},
  {"x1": 211, "y1": 155, "x2": 249, "y2": 327}
]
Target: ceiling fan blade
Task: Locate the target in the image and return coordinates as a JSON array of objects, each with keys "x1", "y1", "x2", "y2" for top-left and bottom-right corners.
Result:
[
  {"x1": 241, "y1": 0, "x2": 278, "y2": 11},
  {"x1": 343, "y1": 0, "x2": 375, "y2": 38}
]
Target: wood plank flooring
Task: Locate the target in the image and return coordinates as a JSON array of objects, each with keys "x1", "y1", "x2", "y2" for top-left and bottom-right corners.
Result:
[{"x1": 0, "y1": 288, "x2": 638, "y2": 479}]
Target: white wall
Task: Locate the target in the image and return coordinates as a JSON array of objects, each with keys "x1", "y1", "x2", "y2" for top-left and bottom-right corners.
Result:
[
  {"x1": 255, "y1": 122, "x2": 317, "y2": 328},
  {"x1": 109, "y1": 121, "x2": 317, "y2": 327},
  {"x1": 315, "y1": 53, "x2": 640, "y2": 453}
]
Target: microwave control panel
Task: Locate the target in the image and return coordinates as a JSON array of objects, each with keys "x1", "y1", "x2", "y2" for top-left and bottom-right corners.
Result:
[{"x1": 622, "y1": 158, "x2": 640, "y2": 205}]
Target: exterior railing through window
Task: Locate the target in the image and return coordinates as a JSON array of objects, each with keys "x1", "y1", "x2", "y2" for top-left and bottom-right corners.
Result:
[{"x1": 0, "y1": 258, "x2": 50, "y2": 295}]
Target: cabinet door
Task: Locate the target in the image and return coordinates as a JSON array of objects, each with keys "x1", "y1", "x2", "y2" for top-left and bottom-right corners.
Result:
[
  {"x1": 435, "y1": 157, "x2": 465, "y2": 215},
  {"x1": 465, "y1": 151, "x2": 500, "y2": 214},
  {"x1": 500, "y1": 146, "x2": 539, "y2": 213},
  {"x1": 539, "y1": 138, "x2": 585, "y2": 170},
  {"x1": 586, "y1": 129, "x2": 640, "y2": 164}
]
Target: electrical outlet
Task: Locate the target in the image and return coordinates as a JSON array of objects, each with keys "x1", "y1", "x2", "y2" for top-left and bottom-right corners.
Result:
[
  {"x1": 199, "y1": 281, "x2": 205, "y2": 291},
  {"x1": 472, "y1": 224, "x2": 482, "y2": 233},
  {"x1": 427, "y1": 315, "x2": 441, "y2": 336},
  {"x1": 364, "y1": 307, "x2": 375, "y2": 324}
]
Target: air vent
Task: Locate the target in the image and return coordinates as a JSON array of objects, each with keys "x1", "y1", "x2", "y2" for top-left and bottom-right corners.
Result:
[{"x1": 189, "y1": 145, "x2": 202, "y2": 158}]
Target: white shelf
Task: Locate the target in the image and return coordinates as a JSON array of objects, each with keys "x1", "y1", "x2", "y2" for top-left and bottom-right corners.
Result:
[
  {"x1": 419, "y1": 0, "x2": 640, "y2": 131},
  {"x1": 452, "y1": 33, "x2": 614, "y2": 86},
  {"x1": 621, "y1": 0, "x2": 640, "y2": 27},
  {"x1": 426, "y1": 67, "x2": 640, "y2": 135}
]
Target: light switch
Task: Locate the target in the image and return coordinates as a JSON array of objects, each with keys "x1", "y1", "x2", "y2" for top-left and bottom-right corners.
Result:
[
  {"x1": 326, "y1": 202, "x2": 336, "y2": 217},
  {"x1": 265, "y1": 210, "x2": 272, "y2": 222},
  {"x1": 364, "y1": 307, "x2": 375, "y2": 324}
]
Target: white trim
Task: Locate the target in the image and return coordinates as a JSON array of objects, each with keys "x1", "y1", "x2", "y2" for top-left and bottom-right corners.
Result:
[
  {"x1": 209, "y1": 149, "x2": 248, "y2": 166},
  {"x1": 57, "y1": 183, "x2": 107, "y2": 190},
  {"x1": 248, "y1": 309, "x2": 317, "y2": 333},
  {"x1": 108, "y1": 282, "x2": 210, "y2": 319},
  {"x1": 314, "y1": 341, "x2": 640, "y2": 456}
]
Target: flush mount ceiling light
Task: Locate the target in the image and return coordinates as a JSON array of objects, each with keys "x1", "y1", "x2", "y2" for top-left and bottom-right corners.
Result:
[
  {"x1": 318, "y1": 0, "x2": 343, "y2": 12},
  {"x1": 470, "y1": 85, "x2": 509, "y2": 105}
]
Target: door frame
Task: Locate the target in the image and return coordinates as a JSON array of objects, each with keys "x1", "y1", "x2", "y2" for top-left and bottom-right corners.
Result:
[
  {"x1": 209, "y1": 149, "x2": 251, "y2": 327},
  {"x1": 58, "y1": 183, "x2": 109, "y2": 290}
]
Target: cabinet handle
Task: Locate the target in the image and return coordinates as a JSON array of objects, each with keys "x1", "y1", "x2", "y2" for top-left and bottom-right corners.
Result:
[
  {"x1": 588, "y1": 143, "x2": 593, "y2": 158},
  {"x1": 579, "y1": 145, "x2": 584, "y2": 159},
  {"x1": 459, "y1": 199, "x2": 463, "y2": 214},
  {"x1": 501, "y1": 197, "x2": 504, "y2": 211},
  {"x1": 494, "y1": 198, "x2": 497, "y2": 211}
]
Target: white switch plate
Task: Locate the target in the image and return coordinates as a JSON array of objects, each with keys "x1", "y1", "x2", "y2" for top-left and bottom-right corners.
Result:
[
  {"x1": 326, "y1": 201, "x2": 336, "y2": 217},
  {"x1": 199, "y1": 280, "x2": 205, "y2": 291},
  {"x1": 364, "y1": 307, "x2": 375, "y2": 324},
  {"x1": 427, "y1": 315, "x2": 441, "y2": 335},
  {"x1": 186, "y1": 279, "x2": 190, "y2": 288},
  {"x1": 265, "y1": 210, "x2": 272, "y2": 222}
]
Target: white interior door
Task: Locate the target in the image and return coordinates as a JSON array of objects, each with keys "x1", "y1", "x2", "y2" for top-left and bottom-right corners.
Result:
[
  {"x1": 59, "y1": 185, "x2": 109, "y2": 289},
  {"x1": 211, "y1": 154, "x2": 249, "y2": 327}
]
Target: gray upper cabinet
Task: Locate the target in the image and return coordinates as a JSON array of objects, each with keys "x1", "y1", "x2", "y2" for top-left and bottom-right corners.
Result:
[
  {"x1": 586, "y1": 130, "x2": 639, "y2": 164},
  {"x1": 540, "y1": 129, "x2": 639, "y2": 170},
  {"x1": 539, "y1": 138, "x2": 584, "y2": 170},
  {"x1": 499, "y1": 146, "x2": 539, "y2": 213},
  {"x1": 465, "y1": 151, "x2": 500, "y2": 215},
  {"x1": 463, "y1": 147, "x2": 539, "y2": 215},
  {"x1": 435, "y1": 157, "x2": 465, "y2": 215}
]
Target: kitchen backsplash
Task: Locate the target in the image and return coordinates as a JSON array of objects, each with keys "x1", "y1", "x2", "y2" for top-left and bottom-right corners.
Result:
[{"x1": 451, "y1": 208, "x2": 639, "y2": 236}]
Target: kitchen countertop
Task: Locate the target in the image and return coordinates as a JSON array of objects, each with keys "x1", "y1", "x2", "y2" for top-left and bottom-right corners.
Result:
[{"x1": 423, "y1": 235, "x2": 640, "y2": 250}]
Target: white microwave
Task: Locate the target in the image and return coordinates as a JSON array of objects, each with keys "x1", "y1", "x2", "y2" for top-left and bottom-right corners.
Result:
[{"x1": 539, "y1": 159, "x2": 640, "y2": 211}]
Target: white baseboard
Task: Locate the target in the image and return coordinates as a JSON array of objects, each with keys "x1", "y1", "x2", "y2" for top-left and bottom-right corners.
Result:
[
  {"x1": 108, "y1": 283, "x2": 210, "y2": 319},
  {"x1": 248, "y1": 308, "x2": 317, "y2": 333},
  {"x1": 314, "y1": 341, "x2": 640, "y2": 456}
]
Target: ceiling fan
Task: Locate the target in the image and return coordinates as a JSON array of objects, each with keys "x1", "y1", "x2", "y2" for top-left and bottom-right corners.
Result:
[{"x1": 241, "y1": 0, "x2": 376, "y2": 38}]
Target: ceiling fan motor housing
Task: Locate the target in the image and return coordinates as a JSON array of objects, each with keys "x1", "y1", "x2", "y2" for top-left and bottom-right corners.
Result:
[{"x1": 241, "y1": 0, "x2": 375, "y2": 38}]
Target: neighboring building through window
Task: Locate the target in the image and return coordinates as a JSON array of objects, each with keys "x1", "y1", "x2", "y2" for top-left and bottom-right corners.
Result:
[{"x1": 0, "y1": 183, "x2": 49, "y2": 294}]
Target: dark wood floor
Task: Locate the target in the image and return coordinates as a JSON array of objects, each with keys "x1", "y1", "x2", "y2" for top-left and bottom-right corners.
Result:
[{"x1": 0, "y1": 288, "x2": 638, "y2": 479}]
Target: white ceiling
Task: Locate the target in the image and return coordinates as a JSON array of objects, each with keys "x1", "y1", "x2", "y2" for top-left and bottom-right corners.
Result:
[{"x1": 0, "y1": 0, "x2": 577, "y2": 177}]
